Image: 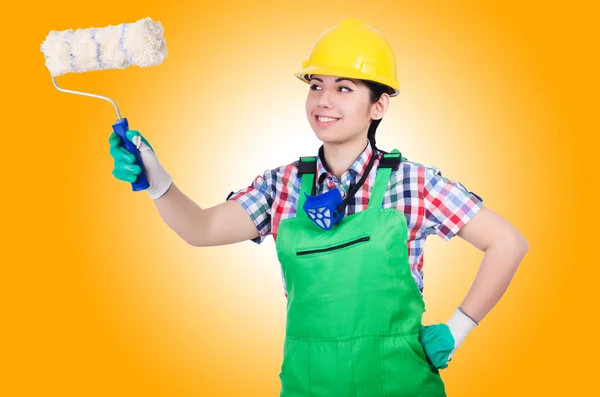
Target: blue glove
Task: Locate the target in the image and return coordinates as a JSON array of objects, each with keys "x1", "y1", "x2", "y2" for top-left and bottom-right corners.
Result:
[
  {"x1": 420, "y1": 307, "x2": 479, "y2": 369},
  {"x1": 109, "y1": 130, "x2": 172, "y2": 199},
  {"x1": 419, "y1": 324, "x2": 455, "y2": 369}
]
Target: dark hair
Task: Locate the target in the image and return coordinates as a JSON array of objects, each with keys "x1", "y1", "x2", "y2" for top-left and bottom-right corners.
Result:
[{"x1": 361, "y1": 80, "x2": 390, "y2": 151}]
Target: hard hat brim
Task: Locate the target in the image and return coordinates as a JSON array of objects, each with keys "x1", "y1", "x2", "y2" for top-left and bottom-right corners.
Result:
[{"x1": 294, "y1": 66, "x2": 399, "y2": 97}]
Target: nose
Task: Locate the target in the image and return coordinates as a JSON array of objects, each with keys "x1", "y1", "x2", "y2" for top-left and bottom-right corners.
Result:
[{"x1": 317, "y1": 89, "x2": 332, "y2": 108}]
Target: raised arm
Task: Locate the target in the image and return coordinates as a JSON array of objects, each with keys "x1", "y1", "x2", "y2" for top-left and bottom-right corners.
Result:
[
  {"x1": 109, "y1": 130, "x2": 260, "y2": 247},
  {"x1": 153, "y1": 184, "x2": 260, "y2": 247}
]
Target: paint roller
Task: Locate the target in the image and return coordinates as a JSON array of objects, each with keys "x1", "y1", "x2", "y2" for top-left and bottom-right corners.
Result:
[{"x1": 40, "y1": 17, "x2": 168, "y2": 191}]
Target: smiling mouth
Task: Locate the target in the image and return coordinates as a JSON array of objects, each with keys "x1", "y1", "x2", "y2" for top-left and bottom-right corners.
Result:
[{"x1": 316, "y1": 115, "x2": 341, "y2": 124}]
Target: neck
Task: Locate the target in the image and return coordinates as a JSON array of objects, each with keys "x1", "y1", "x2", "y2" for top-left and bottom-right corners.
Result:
[{"x1": 322, "y1": 138, "x2": 370, "y2": 180}]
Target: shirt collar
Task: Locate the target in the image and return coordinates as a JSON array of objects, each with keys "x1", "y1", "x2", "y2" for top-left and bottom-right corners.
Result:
[{"x1": 315, "y1": 141, "x2": 376, "y2": 185}]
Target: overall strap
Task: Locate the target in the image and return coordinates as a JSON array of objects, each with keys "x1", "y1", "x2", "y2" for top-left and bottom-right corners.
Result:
[
  {"x1": 297, "y1": 156, "x2": 317, "y2": 218},
  {"x1": 368, "y1": 149, "x2": 402, "y2": 210}
]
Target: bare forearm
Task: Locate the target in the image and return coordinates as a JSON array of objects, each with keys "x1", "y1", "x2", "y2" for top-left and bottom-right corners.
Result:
[
  {"x1": 152, "y1": 183, "x2": 207, "y2": 245},
  {"x1": 460, "y1": 235, "x2": 529, "y2": 323}
]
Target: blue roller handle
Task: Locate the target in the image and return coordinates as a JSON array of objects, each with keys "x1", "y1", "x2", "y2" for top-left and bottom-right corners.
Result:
[{"x1": 112, "y1": 118, "x2": 150, "y2": 191}]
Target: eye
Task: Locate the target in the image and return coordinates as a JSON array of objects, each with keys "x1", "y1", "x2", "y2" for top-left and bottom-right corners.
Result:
[
  {"x1": 310, "y1": 84, "x2": 322, "y2": 90},
  {"x1": 338, "y1": 86, "x2": 353, "y2": 93}
]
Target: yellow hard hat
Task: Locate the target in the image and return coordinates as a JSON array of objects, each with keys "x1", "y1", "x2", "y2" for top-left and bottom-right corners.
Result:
[{"x1": 295, "y1": 19, "x2": 400, "y2": 96}]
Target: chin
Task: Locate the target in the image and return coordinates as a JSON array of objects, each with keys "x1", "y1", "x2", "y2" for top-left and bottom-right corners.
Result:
[
  {"x1": 310, "y1": 127, "x2": 337, "y2": 142},
  {"x1": 314, "y1": 132, "x2": 342, "y2": 145},
  {"x1": 314, "y1": 130, "x2": 360, "y2": 146},
  {"x1": 318, "y1": 138, "x2": 353, "y2": 147}
]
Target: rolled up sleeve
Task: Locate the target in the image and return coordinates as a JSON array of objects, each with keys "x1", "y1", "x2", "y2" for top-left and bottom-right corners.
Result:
[
  {"x1": 421, "y1": 165, "x2": 484, "y2": 241},
  {"x1": 226, "y1": 170, "x2": 275, "y2": 244}
]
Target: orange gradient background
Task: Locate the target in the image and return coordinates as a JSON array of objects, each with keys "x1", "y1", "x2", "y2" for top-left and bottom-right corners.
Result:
[{"x1": 4, "y1": 0, "x2": 597, "y2": 395}]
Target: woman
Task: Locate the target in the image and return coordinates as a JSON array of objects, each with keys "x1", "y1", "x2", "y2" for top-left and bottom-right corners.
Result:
[{"x1": 109, "y1": 19, "x2": 529, "y2": 397}]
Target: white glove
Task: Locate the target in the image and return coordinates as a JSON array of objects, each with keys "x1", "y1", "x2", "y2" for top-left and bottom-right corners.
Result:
[
  {"x1": 128, "y1": 130, "x2": 172, "y2": 200},
  {"x1": 446, "y1": 307, "x2": 478, "y2": 359},
  {"x1": 110, "y1": 129, "x2": 172, "y2": 200}
]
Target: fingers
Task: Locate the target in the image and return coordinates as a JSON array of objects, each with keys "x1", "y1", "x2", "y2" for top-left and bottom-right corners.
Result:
[
  {"x1": 114, "y1": 160, "x2": 142, "y2": 175},
  {"x1": 109, "y1": 132, "x2": 120, "y2": 148},
  {"x1": 111, "y1": 131, "x2": 139, "y2": 146},
  {"x1": 109, "y1": 145, "x2": 136, "y2": 163},
  {"x1": 126, "y1": 130, "x2": 140, "y2": 145},
  {"x1": 126, "y1": 130, "x2": 154, "y2": 152},
  {"x1": 112, "y1": 160, "x2": 142, "y2": 183},
  {"x1": 110, "y1": 131, "x2": 146, "y2": 184},
  {"x1": 112, "y1": 169, "x2": 138, "y2": 183}
]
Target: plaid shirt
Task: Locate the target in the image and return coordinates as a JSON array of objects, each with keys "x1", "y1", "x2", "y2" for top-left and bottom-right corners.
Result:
[{"x1": 227, "y1": 141, "x2": 483, "y2": 298}]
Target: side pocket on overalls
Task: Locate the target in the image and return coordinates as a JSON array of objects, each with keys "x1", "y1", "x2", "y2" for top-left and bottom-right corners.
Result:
[
  {"x1": 279, "y1": 338, "x2": 299, "y2": 378},
  {"x1": 400, "y1": 336, "x2": 448, "y2": 396},
  {"x1": 381, "y1": 335, "x2": 433, "y2": 395},
  {"x1": 402, "y1": 336, "x2": 439, "y2": 373},
  {"x1": 279, "y1": 338, "x2": 311, "y2": 397}
]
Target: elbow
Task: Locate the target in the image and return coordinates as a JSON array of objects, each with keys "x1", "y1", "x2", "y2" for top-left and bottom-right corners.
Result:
[
  {"x1": 186, "y1": 239, "x2": 201, "y2": 247},
  {"x1": 179, "y1": 232, "x2": 207, "y2": 247},
  {"x1": 504, "y1": 231, "x2": 529, "y2": 258},
  {"x1": 521, "y1": 237, "x2": 530, "y2": 255},
  {"x1": 486, "y1": 230, "x2": 529, "y2": 258},
  {"x1": 515, "y1": 231, "x2": 529, "y2": 256},
  {"x1": 186, "y1": 237, "x2": 206, "y2": 247}
]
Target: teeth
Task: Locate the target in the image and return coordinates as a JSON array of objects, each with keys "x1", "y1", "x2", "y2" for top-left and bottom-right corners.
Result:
[{"x1": 318, "y1": 116, "x2": 338, "y2": 122}]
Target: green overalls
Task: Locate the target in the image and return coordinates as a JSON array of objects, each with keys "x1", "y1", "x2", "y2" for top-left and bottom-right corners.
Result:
[{"x1": 275, "y1": 150, "x2": 447, "y2": 397}]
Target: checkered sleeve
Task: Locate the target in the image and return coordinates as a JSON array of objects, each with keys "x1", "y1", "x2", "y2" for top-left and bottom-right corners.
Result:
[
  {"x1": 226, "y1": 170, "x2": 275, "y2": 244},
  {"x1": 421, "y1": 165, "x2": 484, "y2": 241}
]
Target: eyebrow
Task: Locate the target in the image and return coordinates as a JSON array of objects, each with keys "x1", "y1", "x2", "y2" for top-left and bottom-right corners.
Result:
[{"x1": 310, "y1": 77, "x2": 357, "y2": 85}]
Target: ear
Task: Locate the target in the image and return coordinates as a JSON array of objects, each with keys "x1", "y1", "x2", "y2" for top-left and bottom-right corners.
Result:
[{"x1": 371, "y1": 93, "x2": 390, "y2": 120}]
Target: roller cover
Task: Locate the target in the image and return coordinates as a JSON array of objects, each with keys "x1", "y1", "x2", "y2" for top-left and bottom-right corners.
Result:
[{"x1": 41, "y1": 17, "x2": 167, "y2": 76}]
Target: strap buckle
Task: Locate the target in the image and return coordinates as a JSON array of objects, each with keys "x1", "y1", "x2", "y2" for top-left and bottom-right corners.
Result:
[
  {"x1": 298, "y1": 156, "x2": 317, "y2": 176},
  {"x1": 379, "y1": 153, "x2": 402, "y2": 171}
]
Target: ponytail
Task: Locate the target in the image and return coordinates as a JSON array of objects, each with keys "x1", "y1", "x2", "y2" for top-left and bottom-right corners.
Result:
[
  {"x1": 368, "y1": 119, "x2": 382, "y2": 151},
  {"x1": 363, "y1": 80, "x2": 389, "y2": 153}
]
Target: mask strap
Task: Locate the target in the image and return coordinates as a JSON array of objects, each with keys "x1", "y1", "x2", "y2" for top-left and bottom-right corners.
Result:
[{"x1": 334, "y1": 148, "x2": 378, "y2": 215}]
